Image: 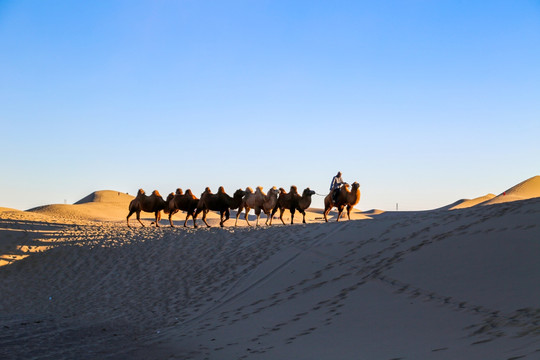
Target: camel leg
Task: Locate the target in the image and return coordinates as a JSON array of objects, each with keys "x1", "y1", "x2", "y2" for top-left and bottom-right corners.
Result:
[
  {"x1": 255, "y1": 210, "x2": 261, "y2": 226},
  {"x1": 290, "y1": 208, "x2": 296, "y2": 225},
  {"x1": 193, "y1": 208, "x2": 205, "y2": 228},
  {"x1": 219, "y1": 211, "x2": 224, "y2": 227},
  {"x1": 323, "y1": 206, "x2": 331, "y2": 222},
  {"x1": 127, "y1": 211, "x2": 135, "y2": 228},
  {"x1": 279, "y1": 208, "x2": 286, "y2": 225},
  {"x1": 254, "y1": 208, "x2": 262, "y2": 226},
  {"x1": 222, "y1": 209, "x2": 230, "y2": 227},
  {"x1": 154, "y1": 211, "x2": 160, "y2": 227},
  {"x1": 188, "y1": 211, "x2": 198, "y2": 228},
  {"x1": 301, "y1": 210, "x2": 306, "y2": 224},
  {"x1": 235, "y1": 205, "x2": 242, "y2": 226},
  {"x1": 169, "y1": 212, "x2": 175, "y2": 227},
  {"x1": 244, "y1": 207, "x2": 251, "y2": 227},
  {"x1": 202, "y1": 210, "x2": 211, "y2": 227},
  {"x1": 136, "y1": 211, "x2": 145, "y2": 227},
  {"x1": 347, "y1": 205, "x2": 352, "y2": 220},
  {"x1": 336, "y1": 206, "x2": 344, "y2": 222}
]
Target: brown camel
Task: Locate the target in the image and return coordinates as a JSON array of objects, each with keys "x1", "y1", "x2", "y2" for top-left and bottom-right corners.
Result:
[
  {"x1": 323, "y1": 182, "x2": 361, "y2": 222},
  {"x1": 260, "y1": 186, "x2": 280, "y2": 226},
  {"x1": 235, "y1": 186, "x2": 280, "y2": 226},
  {"x1": 167, "y1": 188, "x2": 199, "y2": 228},
  {"x1": 295, "y1": 187, "x2": 316, "y2": 223},
  {"x1": 271, "y1": 186, "x2": 316, "y2": 225},
  {"x1": 195, "y1": 186, "x2": 246, "y2": 227},
  {"x1": 126, "y1": 189, "x2": 167, "y2": 227}
]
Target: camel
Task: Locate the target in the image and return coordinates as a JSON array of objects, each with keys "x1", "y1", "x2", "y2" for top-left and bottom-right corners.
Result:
[
  {"x1": 195, "y1": 186, "x2": 246, "y2": 227},
  {"x1": 126, "y1": 189, "x2": 167, "y2": 227},
  {"x1": 323, "y1": 182, "x2": 361, "y2": 222},
  {"x1": 260, "y1": 186, "x2": 280, "y2": 225},
  {"x1": 271, "y1": 186, "x2": 316, "y2": 225},
  {"x1": 235, "y1": 186, "x2": 280, "y2": 226},
  {"x1": 167, "y1": 188, "x2": 199, "y2": 228},
  {"x1": 235, "y1": 187, "x2": 257, "y2": 226},
  {"x1": 295, "y1": 187, "x2": 316, "y2": 223}
]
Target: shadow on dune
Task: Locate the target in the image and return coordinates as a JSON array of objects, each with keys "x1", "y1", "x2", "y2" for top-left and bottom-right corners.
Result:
[{"x1": 0, "y1": 219, "x2": 78, "y2": 267}]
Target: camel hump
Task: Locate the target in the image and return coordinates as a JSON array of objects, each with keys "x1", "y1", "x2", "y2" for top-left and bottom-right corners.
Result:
[
  {"x1": 245, "y1": 187, "x2": 253, "y2": 193},
  {"x1": 152, "y1": 190, "x2": 162, "y2": 197},
  {"x1": 176, "y1": 188, "x2": 183, "y2": 195},
  {"x1": 185, "y1": 189, "x2": 193, "y2": 195},
  {"x1": 218, "y1": 186, "x2": 226, "y2": 193},
  {"x1": 290, "y1": 185, "x2": 298, "y2": 194},
  {"x1": 137, "y1": 189, "x2": 145, "y2": 196}
]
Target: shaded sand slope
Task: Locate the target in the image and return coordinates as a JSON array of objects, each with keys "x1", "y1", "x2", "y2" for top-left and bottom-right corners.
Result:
[{"x1": 1, "y1": 197, "x2": 539, "y2": 359}]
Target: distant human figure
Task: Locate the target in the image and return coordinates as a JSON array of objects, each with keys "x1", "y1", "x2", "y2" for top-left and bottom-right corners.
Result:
[{"x1": 330, "y1": 171, "x2": 346, "y2": 203}]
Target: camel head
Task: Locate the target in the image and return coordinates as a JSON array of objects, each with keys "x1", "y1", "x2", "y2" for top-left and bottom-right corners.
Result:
[
  {"x1": 302, "y1": 188, "x2": 316, "y2": 197},
  {"x1": 175, "y1": 188, "x2": 183, "y2": 195},
  {"x1": 290, "y1": 185, "x2": 299, "y2": 194},
  {"x1": 233, "y1": 189, "x2": 246, "y2": 199},
  {"x1": 166, "y1": 193, "x2": 175, "y2": 202},
  {"x1": 268, "y1": 187, "x2": 280, "y2": 197},
  {"x1": 351, "y1": 182, "x2": 360, "y2": 190}
]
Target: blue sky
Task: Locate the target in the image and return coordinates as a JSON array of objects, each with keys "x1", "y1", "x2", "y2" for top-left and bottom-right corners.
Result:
[{"x1": 1, "y1": 1, "x2": 539, "y2": 211}]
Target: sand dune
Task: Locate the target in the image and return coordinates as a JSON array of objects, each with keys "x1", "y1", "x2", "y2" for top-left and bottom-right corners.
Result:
[
  {"x1": 482, "y1": 175, "x2": 540, "y2": 206},
  {"x1": 449, "y1": 193, "x2": 496, "y2": 210},
  {"x1": 1, "y1": 179, "x2": 540, "y2": 359},
  {"x1": 74, "y1": 190, "x2": 135, "y2": 205}
]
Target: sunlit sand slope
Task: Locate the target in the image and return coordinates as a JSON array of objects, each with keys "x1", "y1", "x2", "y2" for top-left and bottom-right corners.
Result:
[
  {"x1": 482, "y1": 175, "x2": 540, "y2": 206},
  {"x1": 449, "y1": 193, "x2": 496, "y2": 210}
]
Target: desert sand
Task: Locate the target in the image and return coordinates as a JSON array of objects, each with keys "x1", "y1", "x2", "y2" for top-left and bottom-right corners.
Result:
[{"x1": 1, "y1": 177, "x2": 539, "y2": 359}]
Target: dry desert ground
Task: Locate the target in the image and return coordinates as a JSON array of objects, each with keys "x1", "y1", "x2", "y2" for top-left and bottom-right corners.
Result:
[{"x1": 1, "y1": 176, "x2": 540, "y2": 359}]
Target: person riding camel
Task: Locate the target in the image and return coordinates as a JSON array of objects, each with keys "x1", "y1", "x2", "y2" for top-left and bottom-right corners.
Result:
[{"x1": 330, "y1": 171, "x2": 346, "y2": 203}]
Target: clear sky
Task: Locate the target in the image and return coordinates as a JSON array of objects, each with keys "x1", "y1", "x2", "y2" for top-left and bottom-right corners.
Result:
[{"x1": 1, "y1": 1, "x2": 539, "y2": 211}]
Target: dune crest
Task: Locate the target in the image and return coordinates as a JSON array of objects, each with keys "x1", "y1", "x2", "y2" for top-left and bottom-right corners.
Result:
[
  {"x1": 482, "y1": 175, "x2": 540, "y2": 206},
  {"x1": 449, "y1": 193, "x2": 496, "y2": 210},
  {"x1": 74, "y1": 190, "x2": 134, "y2": 205}
]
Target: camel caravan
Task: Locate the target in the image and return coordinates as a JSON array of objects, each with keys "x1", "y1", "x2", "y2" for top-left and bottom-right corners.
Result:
[{"x1": 126, "y1": 182, "x2": 360, "y2": 228}]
